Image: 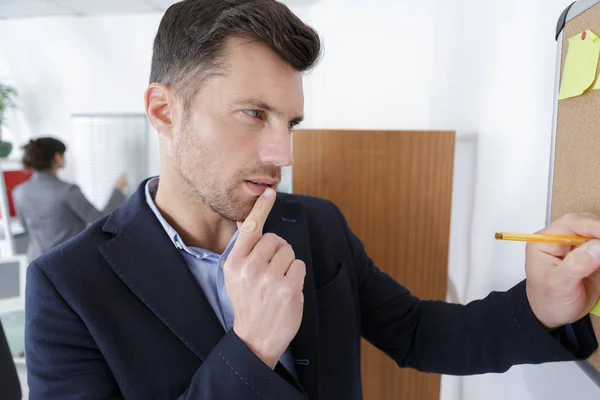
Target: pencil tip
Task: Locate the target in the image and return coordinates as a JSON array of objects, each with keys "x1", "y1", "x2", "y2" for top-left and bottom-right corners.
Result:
[{"x1": 495, "y1": 233, "x2": 503, "y2": 240}]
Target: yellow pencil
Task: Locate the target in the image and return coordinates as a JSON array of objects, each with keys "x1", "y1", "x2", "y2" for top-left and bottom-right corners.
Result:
[{"x1": 495, "y1": 232, "x2": 591, "y2": 246}]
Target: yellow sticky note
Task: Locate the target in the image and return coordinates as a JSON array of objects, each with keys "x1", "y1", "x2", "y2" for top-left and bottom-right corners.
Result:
[
  {"x1": 594, "y1": 64, "x2": 600, "y2": 90},
  {"x1": 558, "y1": 29, "x2": 600, "y2": 100},
  {"x1": 591, "y1": 297, "x2": 600, "y2": 317}
]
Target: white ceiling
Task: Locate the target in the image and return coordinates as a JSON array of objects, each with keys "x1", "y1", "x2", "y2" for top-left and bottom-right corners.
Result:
[
  {"x1": 0, "y1": 0, "x2": 175, "y2": 19},
  {"x1": 0, "y1": 0, "x2": 318, "y2": 19}
]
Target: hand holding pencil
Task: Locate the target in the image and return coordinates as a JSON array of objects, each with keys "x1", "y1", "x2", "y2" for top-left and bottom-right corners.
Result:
[
  {"x1": 495, "y1": 232, "x2": 590, "y2": 246},
  {"x1": 500, "y1": 213, "x2": 600, "y2": 328}
]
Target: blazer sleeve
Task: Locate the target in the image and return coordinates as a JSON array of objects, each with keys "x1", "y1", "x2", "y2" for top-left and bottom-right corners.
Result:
[
  {"x1": 26, "y1": 262, "x2": 306, "y2": 400},
  {"x1": 66, "y1": 185, "x2": 125, "y2": 224},
  {"x1": 176, "y1": 331, "x2": 306, "y2": 400},
  {"x1": 331, "y1": 203, "x2": 598, "y2": 375}
]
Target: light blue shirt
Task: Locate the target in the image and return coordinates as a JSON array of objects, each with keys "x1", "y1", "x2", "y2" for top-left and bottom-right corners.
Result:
[{"x1": 145, "y1": 178, "x2": 297, "y2": 377}]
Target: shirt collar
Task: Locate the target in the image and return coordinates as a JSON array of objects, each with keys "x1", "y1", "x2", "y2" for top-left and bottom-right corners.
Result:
[{"x1": 144, "y1": 177, "x2": 238, "y2": 259}]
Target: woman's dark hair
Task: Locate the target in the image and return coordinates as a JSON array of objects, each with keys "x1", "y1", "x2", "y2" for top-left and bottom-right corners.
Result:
[{"x1": 22, "y1": 137, "x2": 66, "y2": 171}]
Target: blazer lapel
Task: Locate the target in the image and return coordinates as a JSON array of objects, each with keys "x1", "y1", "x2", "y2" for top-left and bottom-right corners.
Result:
[
  {"x1": 265, "y1": 194, "x2": 321, "y2": 399},
  {"x1": 98, "y1": 181, "x2": 225, "y2": 361},
  {"x1": 99, "y1": 183, "x2": 321, "y2": 397}
]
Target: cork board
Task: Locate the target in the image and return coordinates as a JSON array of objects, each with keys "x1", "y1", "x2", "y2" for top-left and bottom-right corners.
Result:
[{"x1": 551, "y1": 2, "x2": 600, "y2": 373}]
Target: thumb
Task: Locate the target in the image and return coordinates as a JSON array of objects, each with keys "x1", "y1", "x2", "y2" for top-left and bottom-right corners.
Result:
[{"x1": 559, "y1": 239, "x2": 600, "y2": 285}]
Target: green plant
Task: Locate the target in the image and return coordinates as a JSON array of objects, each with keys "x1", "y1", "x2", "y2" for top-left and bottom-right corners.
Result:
[{"x1": 0, "y1": 84, "x2": 18, "y2": 139}]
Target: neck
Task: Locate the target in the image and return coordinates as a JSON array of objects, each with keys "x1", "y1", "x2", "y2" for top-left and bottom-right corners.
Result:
[
  {"x1": 154, "y1": 169, "x2": 237, "y2": 254},
  {"x1": 39, "y1": 168, "x2": 58, "y2": 176}
]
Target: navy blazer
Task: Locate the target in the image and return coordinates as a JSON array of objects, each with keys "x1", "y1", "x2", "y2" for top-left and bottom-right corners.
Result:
[{"x1": 25, "y1": 179, "x2": 597, "y2": 399}]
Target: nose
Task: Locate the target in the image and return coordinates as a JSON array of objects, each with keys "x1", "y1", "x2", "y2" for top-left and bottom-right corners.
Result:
[{"x1": 259, "y1": 126, "x2": 293, "y2": 167}]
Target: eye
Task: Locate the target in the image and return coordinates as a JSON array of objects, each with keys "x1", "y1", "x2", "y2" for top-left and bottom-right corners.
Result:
[
  {"x1": 243, "y1": 109, "x2": 261, "y2": 118},
  {"x1": 288, "y1": 121, "x2": 301, "y2": 132}
]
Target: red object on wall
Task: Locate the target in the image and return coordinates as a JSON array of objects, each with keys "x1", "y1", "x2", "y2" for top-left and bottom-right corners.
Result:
[{"x1": 0, "y1": 170, "x2": 33, "y2": 218}]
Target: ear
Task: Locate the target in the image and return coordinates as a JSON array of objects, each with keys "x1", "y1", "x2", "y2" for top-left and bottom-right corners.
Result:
[
  {"x1": 53, "y1": 152, "x2": 64, "y2": 168},
  {"x1": 145, "y1": 83, "x2": 176, "y2": 138}
]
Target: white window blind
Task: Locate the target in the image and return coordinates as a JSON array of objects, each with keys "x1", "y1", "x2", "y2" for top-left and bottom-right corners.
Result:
[{"x1": 72, "y1": 114, "x2": 149, "y2": 208}]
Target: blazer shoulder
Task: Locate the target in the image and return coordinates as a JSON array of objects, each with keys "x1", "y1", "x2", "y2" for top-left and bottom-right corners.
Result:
[
  {"x1": 63, "y1": 181, "x2": 84, "y2": 195},
  {"x1": 34, "y1": 216, "x2": 112, "y2": 275},
  {"x1": 278, "y1": 192, "x2": 340, "y2": 216},
  {"x1": 12, "y1": 178, "x2": 38, "y2": 196},
  {"x1": 12, "y1": 181, "x2": 25, "y2": 200}
]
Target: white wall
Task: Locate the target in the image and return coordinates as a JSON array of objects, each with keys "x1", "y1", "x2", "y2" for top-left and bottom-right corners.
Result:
[
  {"x1": 0, "y1": 13, "x2": 162, "y2": 182},
  {"x1": 299, "y1": 0, "x2": 436, "y2": 130},
  {"x1": 431, "y1": 0, "x2": 600, "y2": 399},
  {"x1": 287, "y1": 0, "x2": 437, "y2": 193},
  {"x1": 1, "y1": 1, "x2": 599, "y2": 399}
]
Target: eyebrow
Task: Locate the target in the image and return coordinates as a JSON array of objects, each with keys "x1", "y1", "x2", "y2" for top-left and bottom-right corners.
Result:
[{"x1": 233, "y1": 97, "x2": 304, "y2": 125}]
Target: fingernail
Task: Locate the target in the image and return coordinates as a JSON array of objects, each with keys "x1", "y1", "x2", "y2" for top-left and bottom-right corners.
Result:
[
  {"x1": 263, "y1": 188, "x2": 274, "y2": 198},
  {"x1": 586, "y1": 242, "x2": 600, "y2": 262}
]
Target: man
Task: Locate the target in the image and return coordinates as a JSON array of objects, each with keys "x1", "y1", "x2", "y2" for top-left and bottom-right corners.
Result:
[{"x1": 25, "y1": 0, "x2": 600, "y2": 399}]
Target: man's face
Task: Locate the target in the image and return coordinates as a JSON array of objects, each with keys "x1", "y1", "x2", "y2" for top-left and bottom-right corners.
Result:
[{"x1": 171, "y1": 37, "x2": 304, "y2": 221}]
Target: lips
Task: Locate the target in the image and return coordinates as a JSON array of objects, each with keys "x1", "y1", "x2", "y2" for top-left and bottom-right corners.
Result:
[
  {"x1": 244, "y1": 178, "x2": 278, "y2": 196},
  {"x1": 245, "y1": 179, "x2": 277, "y2": 187}
]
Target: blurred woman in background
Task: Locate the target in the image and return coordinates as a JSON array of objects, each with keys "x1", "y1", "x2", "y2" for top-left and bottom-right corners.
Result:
[{"x1": 13, "y1": 137, "x2": 128, "y2": 261}]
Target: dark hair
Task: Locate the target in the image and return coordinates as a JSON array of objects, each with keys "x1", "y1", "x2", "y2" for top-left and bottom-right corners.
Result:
[
  {"x1": 150, "y1": 0, "x2": 321, "y2": 106},
  {"x1": 22, "y1": 137, "x2": 66, "y2": 171}
]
